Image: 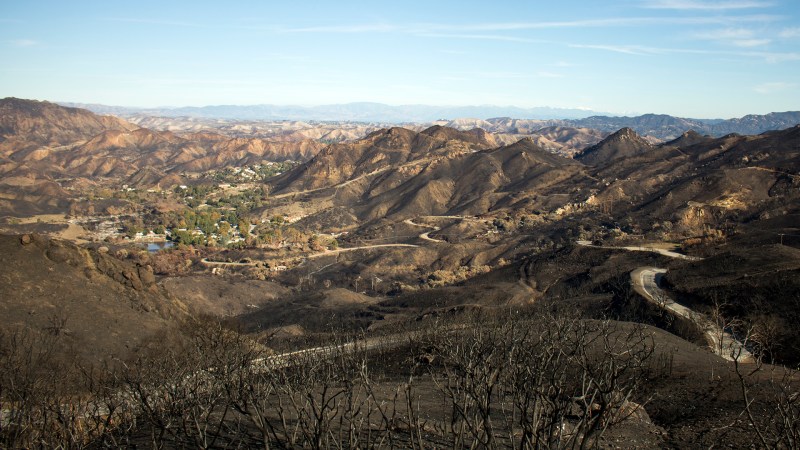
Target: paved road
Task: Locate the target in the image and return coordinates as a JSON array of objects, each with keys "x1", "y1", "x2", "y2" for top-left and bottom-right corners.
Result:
[
  {"x1": 580, "y1": 239, "x2": 751, "y2": 361},
  {"x1": 631, "y1": 266, "x2": 753, "y2": 362}
]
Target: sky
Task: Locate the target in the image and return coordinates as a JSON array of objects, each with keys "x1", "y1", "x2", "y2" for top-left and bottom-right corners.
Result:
[{"x1": 1, "y1": 0, "x2": 799, "y2": 118}]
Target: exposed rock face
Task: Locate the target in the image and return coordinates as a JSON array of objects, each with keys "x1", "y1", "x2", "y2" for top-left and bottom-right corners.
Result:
[{"x1": 138, "y1": 264, "x2": 156, "y2": 287}]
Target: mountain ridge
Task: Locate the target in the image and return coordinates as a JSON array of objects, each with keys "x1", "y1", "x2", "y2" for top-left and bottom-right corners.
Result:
[
  {"x1": 59, "y1": 101, "x2": 610, "y2": 122},
  {"x1": 574, "y1": 127, "x2": 654, "y2": 167},
  {"x1": 59, "y1": 100, "x2": 799, "y2": 141}
]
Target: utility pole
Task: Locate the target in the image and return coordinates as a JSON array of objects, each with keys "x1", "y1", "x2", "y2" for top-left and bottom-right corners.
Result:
[{"x1": 779, "y1": 233, "x2": 785, "y2": 245}]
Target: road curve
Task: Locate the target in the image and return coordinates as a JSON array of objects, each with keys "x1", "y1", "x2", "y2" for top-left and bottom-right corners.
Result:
[
  {"x1": 403, "y1": 218, "x2": 445, "y2": 243},
  {"x1": 631, "y1": 266, "x2": 753, "y2": 362}
]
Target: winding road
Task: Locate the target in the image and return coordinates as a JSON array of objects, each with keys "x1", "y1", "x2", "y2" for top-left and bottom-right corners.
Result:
[
  {"x1": 631, "y1": 267, "x2": 753, "y2": 362},
  {"x1": 403, "y1": 215, "x2": 481, "y2": 243},
  {"x1": 577, "y1": 240, "x2": 752, "y2": 361},
  {"x1": 403, "y1": 218, "x2": 444, "y2": 243}
]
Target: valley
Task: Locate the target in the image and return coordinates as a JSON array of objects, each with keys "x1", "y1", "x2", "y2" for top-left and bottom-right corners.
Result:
[{"x1": 1, "y1": 98, "x2": 799, "y2": 448}]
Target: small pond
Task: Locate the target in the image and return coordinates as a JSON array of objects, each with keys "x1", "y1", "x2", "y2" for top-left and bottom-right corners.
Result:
[{"x1": 146, "y1": 241, "x2": 174, "y2": 252}]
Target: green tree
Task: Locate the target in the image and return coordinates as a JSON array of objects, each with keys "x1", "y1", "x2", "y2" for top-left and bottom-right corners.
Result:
[{"x1": 238, "y1": 219, "x2": 250, "y2": 237}]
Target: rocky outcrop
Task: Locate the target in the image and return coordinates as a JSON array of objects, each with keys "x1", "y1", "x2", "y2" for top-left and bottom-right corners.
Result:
[
  {"x1": 574, "y1": 127, "x2": 654, "y2": 167},
  {"x1": 33, "y1": 234, "x2": 156, "y2": 292}
]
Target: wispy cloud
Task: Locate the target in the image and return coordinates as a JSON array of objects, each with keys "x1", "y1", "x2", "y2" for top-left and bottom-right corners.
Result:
[
  {"x1": 103, "y1": 17, "x2": 205, "y2": 28},
  {"x1": 438, "y1": 49, "x2": 468, "y2": 55},
  {"x1": 694, "y1": 28, "x2": 754, "y2": 39},
  {"x1": 754, "y1": 82, "x2": 796, "y2": 94},
  {"x1": 537, "y1": 71, "x2": 565, "y2": 78},
  {"x1": 431, "y1": 18, "x2": 653, "y2": 30},
  {"x1": 473, "y1": 71, "x2": 529, "y2": 79},
  {"x1": 254, "y1": 52, "x2": 319, "y2": 64},
  {"x1": 126, "y1": 76, "x2": 264, "y2": 87},
  {"x1": 742, "y1": 51, "x2": 800, "y2": 63},
  {"x1": 7, "y1": 39, "x2": 37, "y2": 47},
  {"x1": 568, "y1": 42, "x2": 799, "y2": 62},
  {"x1": 280, "y1": 15, "x2": 780, "y2": 35},
  {"x1": 417, "y1": 33, "x2": 540, "y2": 43},
  {"x1": 642, "y1": 0, "x2": 773, "y2": 10},
  {"x1": 283, "y1": 24, "x2": 397, "y2": 33},
  {"x1": 422, "y1": 15, "x2": 778, "y2": 30},
  {"x1": 568, "y1": 44, "x2": 662, "y2": 55},
  {"x1": 439, "y1": 75, "x2": 470, "y2": 82},
  {"x1": 780, "y1": 27, "x2": 800, "y2": 38},
  {"x1": 731, "y1": 39, "x2": 772, "y2": 47},
  {"x1": 693, "y1": 28, "x2": 771, "y2": 47},
  {"x1": 438, "y1": 71, "x2": 531, "y2": 82}
]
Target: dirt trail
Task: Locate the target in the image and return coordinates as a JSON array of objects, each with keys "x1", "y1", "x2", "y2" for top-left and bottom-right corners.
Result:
[
  {"x1": 269, "y1": 167, "x2": 391, "y2": 200},
  {"x1": 3, "y1": 214, "x2": 90, "y2": 244},
  {"x1": 201, "y1": 258, "x2": 257, "y2": 267},
  {"x1": 576, "y1": 240, "x2": 702, "y2": 261},
  {"x1": 403, "y1": 218, "x2": 444, "y2": 243},
  {"x1": 269, "y1": 155, "x2": 449, "y2": 200},
  {"x1": 307, "y1": 243, "x2": 420, "y2": 259},
  {"x1": 403, "y1": 215, "x2": 481, "y2": 243}
]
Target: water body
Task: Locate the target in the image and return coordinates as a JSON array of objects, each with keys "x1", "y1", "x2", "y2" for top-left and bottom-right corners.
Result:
[{"x1": 146, "y1": 241, "x2": 174, "y2": 252}]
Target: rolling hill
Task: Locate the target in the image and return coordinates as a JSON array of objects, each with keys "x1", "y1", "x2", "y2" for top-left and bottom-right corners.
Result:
[{"x1": 0, "y1": 98, "x2": 327, "y2": 215}]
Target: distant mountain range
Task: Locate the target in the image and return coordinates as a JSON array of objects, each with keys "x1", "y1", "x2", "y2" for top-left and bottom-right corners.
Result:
[
  {"x1": 60, "y1": 101, "x2": 800, "y2": 140},
  {"x1": 432, "y1": 112, "x2": 800, "y2": 141},
  {"x1": 59, "y1": 102, "x2": 612, "y2": 122},
  {"x1": 564, "y1": 112, "x2": 800, "y2": 140}
]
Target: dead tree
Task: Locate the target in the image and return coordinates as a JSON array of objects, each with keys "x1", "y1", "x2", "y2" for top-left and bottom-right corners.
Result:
[{"x1": 734, "y1": 331, "x2": 800, "y2": 449}]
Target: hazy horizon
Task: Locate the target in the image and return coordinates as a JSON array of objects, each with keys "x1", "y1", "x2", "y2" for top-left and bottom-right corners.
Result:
[{"x1": 2, "y1": 0, "x2": 799, "y2": 118}]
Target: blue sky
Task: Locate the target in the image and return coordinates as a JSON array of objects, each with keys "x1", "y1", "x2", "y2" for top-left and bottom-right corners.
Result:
[{"x1": 1, "y1": 0, "x2": 798, "y2": 118}]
